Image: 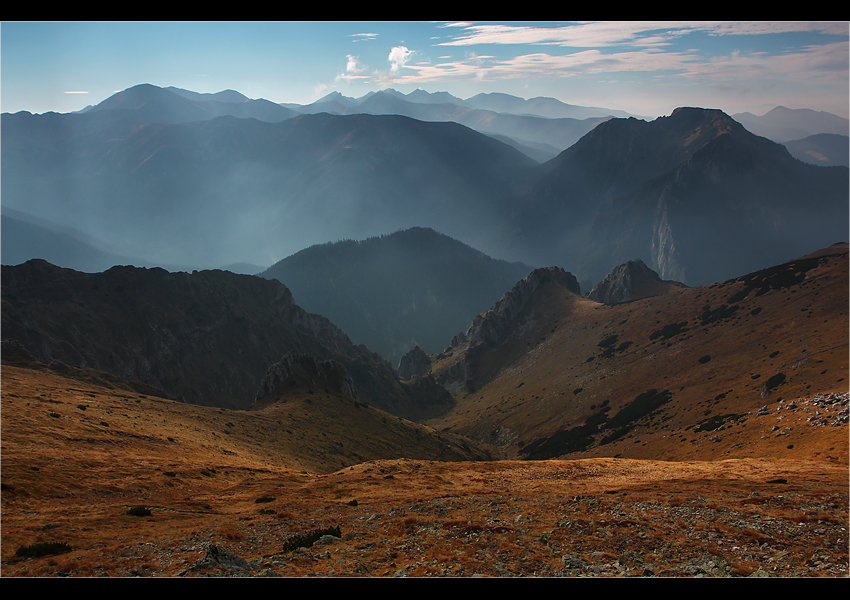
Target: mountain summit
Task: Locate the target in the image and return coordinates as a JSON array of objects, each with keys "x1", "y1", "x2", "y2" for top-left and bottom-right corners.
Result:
[{"x1": 504, "y1": 107, "x2": 848, "y2": 286}]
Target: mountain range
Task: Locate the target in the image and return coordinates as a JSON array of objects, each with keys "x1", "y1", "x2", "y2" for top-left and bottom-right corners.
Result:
[
  {"x1": 3, "y1": 242, "x2": 846, "y2": 466},
  {"x1": 3, "y1": 83, "x2": 847, "y2": 292},
  {"x1": 1, "y1": 83, "x2": 847, "y2": 579}
]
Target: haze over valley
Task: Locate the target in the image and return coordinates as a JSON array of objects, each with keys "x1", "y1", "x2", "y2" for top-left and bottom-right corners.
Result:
[{"x1": 1, "y1": 21, "x2": 848, "y2": 578}]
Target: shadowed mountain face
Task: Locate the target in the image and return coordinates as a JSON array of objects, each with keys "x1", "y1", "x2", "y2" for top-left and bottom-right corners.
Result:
[
  {"x1": 503, "y1": 107, "x2": 849, "y2": 286},
  {"x1": 260, "y1": 227, "x2": 535, "y2": 364},
  {"x1": 0, "y1": 259, "x2": 453, "y2": 419}
]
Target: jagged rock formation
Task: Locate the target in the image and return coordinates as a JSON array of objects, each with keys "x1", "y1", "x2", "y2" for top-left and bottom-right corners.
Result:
[
  {"x1": 449, "y1": 267, "x2": 580, "y2": 351},
  {"x1": 397, "y1": 346, "x2": 431, "y2": 380},
  {"x1": 251, "y1": 352, "x2": 357, "y2": 409},
  {"x1": 586, "y1": 259, "x2": 687, "y2": 304},
  {"x1": 439, "y1": 267, "x2": 581, "y2": 393}
]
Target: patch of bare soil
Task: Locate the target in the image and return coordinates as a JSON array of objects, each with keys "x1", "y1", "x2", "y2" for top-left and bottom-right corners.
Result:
[{"x1": 2, "y1": 366, "x2": 847, "y2": 577}]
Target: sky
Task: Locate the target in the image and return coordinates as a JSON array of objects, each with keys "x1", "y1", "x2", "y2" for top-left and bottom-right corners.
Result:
[{"x1": 1, "y1": 21, "x2": 848, "y2": 119}]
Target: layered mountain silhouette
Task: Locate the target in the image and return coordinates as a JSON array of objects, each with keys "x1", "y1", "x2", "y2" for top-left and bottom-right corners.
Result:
[
  {"x1": 3, "y1": 84, "x2": 847, "y2": 294},
  {"x1": 259, "y1": 227, "x2": 534, "y2": 363},
  {"x1": 731, "y1": 106, "x2": 849, "y2": 143},
  {"x1": 287, "y1": 87, "x2": 625, "y2": 159},
  {"x1": 503, "y1": 107, "x2": 849, "y2": 285},
  {"x1": 783, "y1": 133, "x2": 849, "y2": 167},
  {"x1": 2, "y1": 102, "x2": 538, "y2": 270},
  {"x1": 0, "y1": 259, "x2": 454, "y2": 420}
]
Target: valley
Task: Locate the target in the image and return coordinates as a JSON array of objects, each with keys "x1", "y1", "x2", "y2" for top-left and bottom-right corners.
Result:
[
  {"x1": 1, "y1": 245, "x2": 847, "y2": 577},
  {"x1": 2, "y1": 82, "x2": 848, "y2": 578}
]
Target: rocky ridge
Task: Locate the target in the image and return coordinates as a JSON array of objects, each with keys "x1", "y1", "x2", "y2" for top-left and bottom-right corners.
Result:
[
  {"x1": 397, "y1": 346, "x2": 432, "y2": 380},
  {"x1": 251, "y1": 352, "x2": 358, "y2": 410},
  {"x1": 0, "y1": 259, "x2": 444, "y2": 417},
  {"x1": 449, "y1": 267, "x2": 581, "y2": 351},
  {"x1": 586, "y1": 259, "x2": 687, "y2": 304}
]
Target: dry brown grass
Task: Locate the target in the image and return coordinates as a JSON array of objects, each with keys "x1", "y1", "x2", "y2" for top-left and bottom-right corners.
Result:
[{"x1": 2, "y1": 342, "x2": 847, "y2": 577}]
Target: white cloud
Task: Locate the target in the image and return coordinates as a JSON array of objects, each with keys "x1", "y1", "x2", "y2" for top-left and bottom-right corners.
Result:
[
  {"x1": 346, "y1": 54, "x2": 366, "y2": 74},
  {"x1": 334, "y1": 54, "x2": 370, "y2": 85},
  {"x1": 388, "y1": 46, "x2": 413, "y2": 72}
]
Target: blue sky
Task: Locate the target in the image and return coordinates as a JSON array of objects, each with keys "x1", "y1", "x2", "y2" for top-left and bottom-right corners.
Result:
[{"x1": 2, "y1": 21, "x2": 848, "y2": 118}]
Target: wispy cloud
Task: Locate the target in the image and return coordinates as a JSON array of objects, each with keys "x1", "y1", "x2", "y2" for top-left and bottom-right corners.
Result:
[
  {"x1": 383, "y1": 22, "x2": 848, "y2": 96},
  {"x1": 64, "y1": 90, "x2": 89, "y2": 94},
  {"x1": 438, "y1": 21, "x2": 848, "y2": 49},
  {"x1": 351, "y1": 32, "x2": 378, "y2": 42}
]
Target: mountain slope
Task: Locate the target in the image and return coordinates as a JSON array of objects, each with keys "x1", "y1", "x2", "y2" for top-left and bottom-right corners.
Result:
[
  {"x1": 0, "y1": 260, "x2": 453, "y2": 419},
  {"x1": 427, "y1": 244, "x2": 849, "y2": 461},
  {"x1": 732, "y1": 106, "x2": 849, "y2": 143},
  {"x1": 1, "y1": 108, "x2": 538, "y2": 269},
  {"x1": 504, "y1": 107, "x2": 849, "y2": 286},
  {"x1": 260, "y1": 227, "x2": 535, "y2": 364},
  {"x1": 783, "y1": 133, "x2": 849, "y2": 167}
]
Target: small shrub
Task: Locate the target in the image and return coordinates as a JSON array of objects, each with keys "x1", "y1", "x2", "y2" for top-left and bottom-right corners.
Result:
[
  {"x1": 698, "y1": 355, "x2": 711, "y2": 364},
  {"x1": 127, "y1": 506, "x2": 151, "y2": 517},
  {"x1": 255, "y1": 496, "x2": 275, "y2": 504},
  {"x1": 281, "y1": 526, "x2": 342, "y2": 553},
  {"x1": 15, "y1": 542, "x2": 72, "y2": 558}
]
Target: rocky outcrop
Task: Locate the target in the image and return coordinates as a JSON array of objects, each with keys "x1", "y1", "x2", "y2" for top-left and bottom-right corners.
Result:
[
  {"x1": 449, "y1": 267, "x2": 580, "y2": 351},
  {"x1": 397, "y1": 345, "x2": 431, "y2": 380},
  {"x1": 252, "y1": 352, "x2": 357, "y2": 408},
  {"x1": 586, "y1": 259, "x2": 687, "y2": 304},
  {"x1": 437, "y1": 267, "x2": 581, "y2": 394}
]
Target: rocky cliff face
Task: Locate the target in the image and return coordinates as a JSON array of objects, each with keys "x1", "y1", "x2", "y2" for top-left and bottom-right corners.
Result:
[
  {"x1": 252, "y1": 352, "x2": 357, "y2": 409},
  {"x1": 397, "y1": 345, "x2": 432, "y2": 380},
  {"x1": 449, "y1": 267, "x2": 581, "y2": 351},
  {"x1": 586, "y1": 259, "x2": 687, "y2": 304},
  {"x1": 438, "y1": 267, "x2": 581, "y2": 393},
  {"x1": 0, "y1": 259, "x2": 445, "y2": 417}
]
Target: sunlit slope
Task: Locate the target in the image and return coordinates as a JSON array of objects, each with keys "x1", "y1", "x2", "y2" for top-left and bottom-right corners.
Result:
[
  {"x1": 428, "y1": 245, "x2": 849, "y2": 462},
  {"x1": 0, "y1": 356, "x2": 493, "y2": 477}
]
